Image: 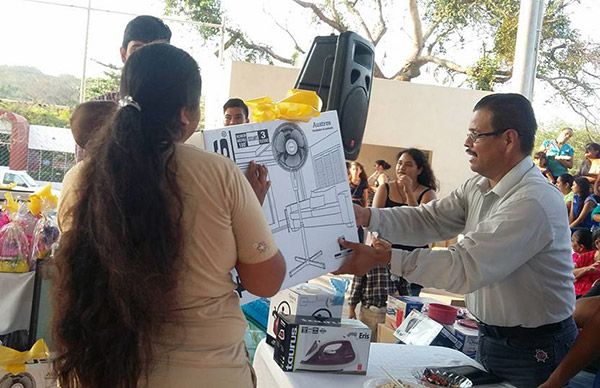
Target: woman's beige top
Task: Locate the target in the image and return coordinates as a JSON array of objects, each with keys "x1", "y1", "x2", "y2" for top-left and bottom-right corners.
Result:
[{"x1": 59, "y1": 144, "x2": 277, "y2": 373}]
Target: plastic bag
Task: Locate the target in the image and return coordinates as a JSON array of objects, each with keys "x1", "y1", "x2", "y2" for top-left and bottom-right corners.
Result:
[
  {"x1": 29, "y1": 188, "x2": 59, "y2": 263},
  {"x1": 0, "y1": 197, "x2": 32, "y2": 273},
  {"x1": 30, "y1": 215, "x2": 59, "y2": 262}
]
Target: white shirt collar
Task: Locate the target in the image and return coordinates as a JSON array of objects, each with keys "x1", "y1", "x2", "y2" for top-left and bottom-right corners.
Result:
[{"x1": 475, "y1": 156, "x2": 534, "y2": 198}]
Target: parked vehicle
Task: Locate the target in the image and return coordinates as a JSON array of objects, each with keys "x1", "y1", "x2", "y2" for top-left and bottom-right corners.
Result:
[{"x1": 0, "y1": 167, "x2": 59, "y2": 201}]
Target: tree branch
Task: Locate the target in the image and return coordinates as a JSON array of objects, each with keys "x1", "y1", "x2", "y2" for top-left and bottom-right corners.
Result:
[
  {"x1": 222, "y1": 28, "x2": 296, "y2": 65},
  {"x1": 373, "y1": 0, "x2": 387, "y2": 45},
  {"x1": 273, "y1": 19, "x2": 306, "y2": 54},
  {"x1": 538, "y1": 74, "x2": 599, "y2": 125},
  {"x1": 407, "y1": 0, "x2": 424, "y2": 57},
  {"x1": 342, "y1": 0, "x2": 374, "y2": 42},
  {"x1": 291, "y1": 0, "x2": 346, "y2": 32},
  {"x1": 419, "y1": 55, "x2": 469, "y2": 73},
  {"x1": 543, "y1": 76, "x2": 596, "y2": 92}
]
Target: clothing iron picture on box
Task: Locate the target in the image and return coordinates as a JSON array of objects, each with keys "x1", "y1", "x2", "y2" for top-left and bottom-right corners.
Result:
[
  {"x1": 273, "y1": 315, "x2": 371, "y2": 374},
  {"x1": 300, "y1": 339, "x2": 357, "y2": 370}
]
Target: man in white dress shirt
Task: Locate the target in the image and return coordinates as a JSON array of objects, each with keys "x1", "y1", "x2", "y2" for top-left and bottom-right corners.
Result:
[{"x1": 335, "y1": 93, "x2": 577, "y2": 387}]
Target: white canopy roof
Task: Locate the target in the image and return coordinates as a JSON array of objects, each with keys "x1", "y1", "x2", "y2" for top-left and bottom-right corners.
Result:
[{"x1": 28, "y1": 125, "x2": 75, "y2": 153}]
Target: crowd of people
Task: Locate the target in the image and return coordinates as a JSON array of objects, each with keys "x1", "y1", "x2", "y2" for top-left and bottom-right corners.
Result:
[{"x1": 42, "y1": 13, "x2": 600, "y2": 388}]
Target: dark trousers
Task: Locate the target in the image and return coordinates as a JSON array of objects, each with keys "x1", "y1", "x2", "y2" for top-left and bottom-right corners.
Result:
[{"x1": 476, "y1": 317, "x2": 577, "y2": 388}]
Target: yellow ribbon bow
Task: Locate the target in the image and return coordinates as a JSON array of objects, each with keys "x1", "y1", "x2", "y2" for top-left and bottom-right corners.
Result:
[
  {"x1": 3, "y1": 192, "x2": 18, "y2": 215},
  {"x1": 28, "y1": 184, "x2": 58, "y2": 216},
  {"x1": 245, "y1": 89, "x2": 322, "y2": 123},
  {"x1": 0, "y1": 339, "x2": 49, "y2": 374}
]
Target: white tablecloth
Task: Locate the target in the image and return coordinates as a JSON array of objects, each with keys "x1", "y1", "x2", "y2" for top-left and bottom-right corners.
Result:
[
  {"x1": 253, "y1": 339, "x2": 514, "y2": 388},
  {"x1": 0, "y1": 271, "x2": 35, "y2": 334}
]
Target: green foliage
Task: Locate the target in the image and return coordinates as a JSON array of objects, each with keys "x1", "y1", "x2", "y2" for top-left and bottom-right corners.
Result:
[
  {"x1": 467, "y1": 55, "x2": 500, "y2": 90},
  {"x1": 164, "y1": 0, "x2": 222, "y2": 39},
  {"x1": 84, "y1": 71, "x2": 120, "y2": 101},
  {"x1": 0, "y1": 100, "x2": 71, "y2": 127}
]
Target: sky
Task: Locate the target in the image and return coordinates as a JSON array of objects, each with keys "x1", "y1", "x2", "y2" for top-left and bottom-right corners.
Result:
[{"x1": 1, "y1": 0, "x2": 599, "y2": 127}]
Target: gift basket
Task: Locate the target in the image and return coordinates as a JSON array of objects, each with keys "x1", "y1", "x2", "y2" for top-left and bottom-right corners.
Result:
[{"x1": 0, "y1": 185, "x2": 59, "y2": 273}]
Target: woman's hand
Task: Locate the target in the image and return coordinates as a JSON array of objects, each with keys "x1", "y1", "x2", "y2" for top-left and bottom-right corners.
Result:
[
  {"x1": 397, "y1": 175, "x2": 418, "y2": 206},
  {"x1": 245, "y1": 161, "x2": 271, "y2": 206},
  {"x1": 397, "y1": 175, "x2": 412, "y2": 194}
]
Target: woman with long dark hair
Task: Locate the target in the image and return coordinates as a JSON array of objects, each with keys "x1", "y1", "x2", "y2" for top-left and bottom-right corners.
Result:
[
  {"x1": 372, "y1": 148, "x2": 438, "y2": 296},
  {"x1": 53, "y1": 43, "x2": 285, "y2": 388}
]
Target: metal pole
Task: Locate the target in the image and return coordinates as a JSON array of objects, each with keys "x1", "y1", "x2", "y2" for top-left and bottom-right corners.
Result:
[
  {"x1": 219, "y1": 17, "x2": 226, "y2": 65},
  {"x1": 512, "y1": 0, "x2": 545, "y2": 100},
  {"x1": 79, "y1": 0, "x2": 92, "y2": 102}
]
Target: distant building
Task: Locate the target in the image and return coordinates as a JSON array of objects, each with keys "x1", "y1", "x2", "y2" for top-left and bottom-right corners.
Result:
[
  {"x1": 27, "y1": 125, "x2": 75, "y2": 182},
  {"x1": 0, "y1": 109, "x2": 75, "y2": 182}
]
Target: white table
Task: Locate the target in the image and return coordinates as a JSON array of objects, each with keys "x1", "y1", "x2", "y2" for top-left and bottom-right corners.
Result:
[
  {"x1": 0, "y1": 271, "x2": 35, "y2": 335},
  {"x1": 253, "y1": 339, "x2": 514, "y2": 388}
]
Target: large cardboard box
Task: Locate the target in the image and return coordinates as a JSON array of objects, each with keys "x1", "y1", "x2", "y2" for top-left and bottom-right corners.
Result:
[
  {"x1": 266, "y1": 283, "x2": 343, "y2": 346},
  {"x1": 450, "y1": 322, "x2": 479, "y2": 358},
  {"x1": 273, "y1": 314, "x2": 371, "y2": 374},
  {"x1": 203, "y1": 112, "x2": 358, "y2": 304},
  {"x1": 376, "y1": 323, "x2": 397, "y2": 344}
]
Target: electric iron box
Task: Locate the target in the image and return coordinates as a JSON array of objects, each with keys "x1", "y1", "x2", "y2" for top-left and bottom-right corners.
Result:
[
  {"x1": 267, "y1": 283, "x2": 343, "y2": 346},
  {"x1": 273, "y1": 314, "x2": 371, "y2": 374},
  {"x1": 393, "y1": 310, "x2": 460, "y2": 350}
]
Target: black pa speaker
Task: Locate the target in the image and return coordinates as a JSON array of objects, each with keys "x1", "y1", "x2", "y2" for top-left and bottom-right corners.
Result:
[{"x1": 295, "y1": 31, "x2": 374, "y2": 160}]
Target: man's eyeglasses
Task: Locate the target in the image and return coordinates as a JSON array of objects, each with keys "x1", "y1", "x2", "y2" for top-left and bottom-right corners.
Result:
[{"x1": 466, "y1": 129, "x2": 509, "y2": 143}]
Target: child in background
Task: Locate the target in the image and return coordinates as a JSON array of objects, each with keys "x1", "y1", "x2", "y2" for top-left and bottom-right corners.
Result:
[
  {"x1": 534, "y1": 151, "x2": 555, "y2": 183},
  {"x1": 70, "y1": 100, "x2": 117, "y2": 162},
  {"x1": 572, "y1": 229, "x2": 600, "y2": 297},
  {"x1": 570, "y1": 176, "x2": 598, "y2": 231},
  {"x1": 556, "y1": 173, "x2": 575, "y2": 213}
]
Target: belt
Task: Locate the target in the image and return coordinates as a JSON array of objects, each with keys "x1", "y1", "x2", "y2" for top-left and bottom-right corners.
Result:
[{"x1": 478, "y1": 317, "x2": 574, "y2": 338}]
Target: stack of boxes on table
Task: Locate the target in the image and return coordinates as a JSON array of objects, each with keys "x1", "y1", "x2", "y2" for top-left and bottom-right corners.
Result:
[
  {"x1": 266, "y1": 283, "x2": 371, "y2": 374},
  {"x1": 381, "y1": 294, "x2": 479, "y2": 358}
]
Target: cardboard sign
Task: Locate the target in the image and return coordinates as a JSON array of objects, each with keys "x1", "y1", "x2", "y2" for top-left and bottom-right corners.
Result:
[{"x1": 203, "y1": 112, "x2": 358, "y2": 304}]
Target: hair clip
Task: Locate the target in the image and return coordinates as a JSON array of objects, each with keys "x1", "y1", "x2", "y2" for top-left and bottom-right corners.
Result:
[{"x1": 118, "y1": 95, "x2": 142, "y2": 112}]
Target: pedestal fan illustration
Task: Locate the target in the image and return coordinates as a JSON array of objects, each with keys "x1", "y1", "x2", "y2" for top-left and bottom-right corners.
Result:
[
  {"x1": 0, "y1": 372, "x2": 36, "y2": 388},
  {"x1": 271, "y1": 122, "x2": 325, "y2": 278}
]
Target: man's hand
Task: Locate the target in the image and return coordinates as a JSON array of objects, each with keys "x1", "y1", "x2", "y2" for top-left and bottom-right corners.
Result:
[
  {"x1": 245, "y1": 161, "x2": 271, "y2": 205},
  {"x1": 333, "y1": 237, "x2": 391, "y2": 276},
  {"x1": 354, "y1": 204, "x2": 371, "y2": 227},
  {"x1": 372, "y1": 236, "x2": 392, "y2": 251}
]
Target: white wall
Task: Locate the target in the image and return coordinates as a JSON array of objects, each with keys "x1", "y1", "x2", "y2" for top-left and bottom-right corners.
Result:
[{"x1": 223, "y1": 61, "x2": 491, "y2": 197}]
